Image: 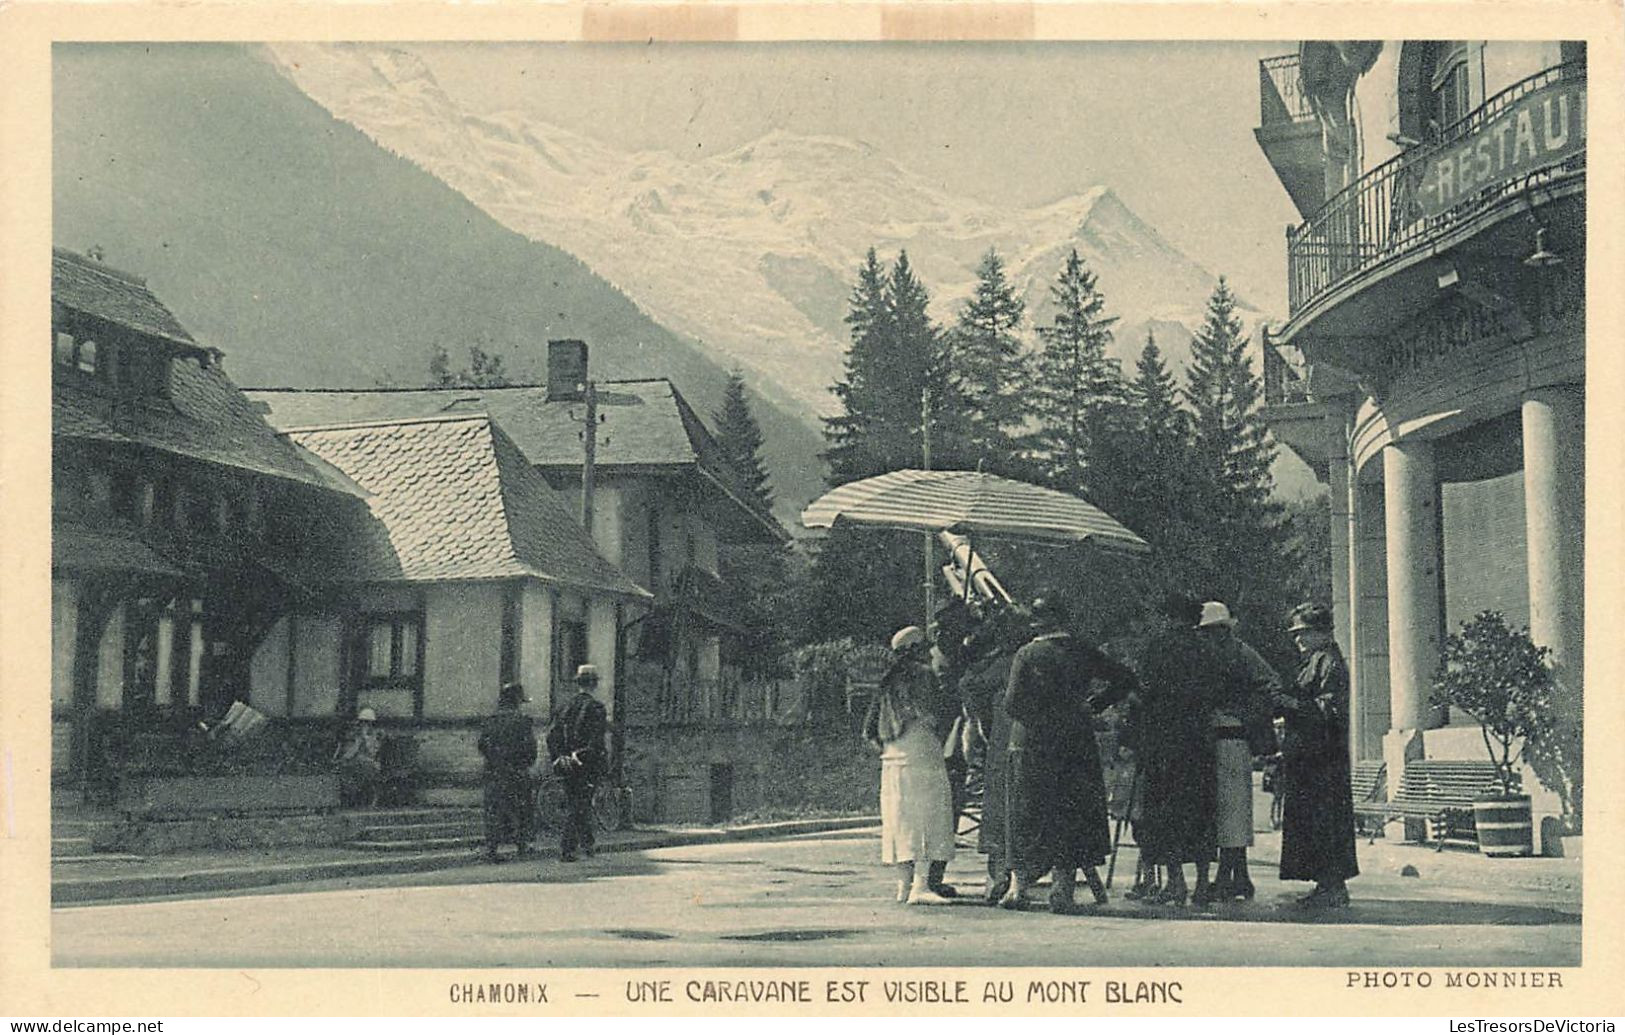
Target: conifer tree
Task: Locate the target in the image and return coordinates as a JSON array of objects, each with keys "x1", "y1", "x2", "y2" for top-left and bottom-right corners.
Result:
[
  {"x1": 1029, "y1": 248, "x2": 1123, "y2": 494},
  {"x1": 1185, "y1": 277, "x2": 1276, "y2": 515},
  {"x1": 712, "y1": 370, "x2": 792, "y2": 677},
  {"x1": 944, "y1": 248, "x2": 1027, "y2": 469},
  {"x1": 714, "y1": 369, "x2": 775, "y2": 514},
  {"x1": 824, "y1": 248, "x2": 892, "y2": 485},
  {"x1": 1182, "y1": 277, "x2": 1289, "y2": 652}
]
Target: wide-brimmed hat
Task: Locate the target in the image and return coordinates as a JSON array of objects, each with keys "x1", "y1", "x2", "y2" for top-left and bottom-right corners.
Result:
[
  {"x1": 1287, "y1": 602, "x2": 1334, "y2": 633},
  {"x1": 499, "y1": 682, "x2": 529, "y2": 706},
  {"x1": 356, "y1": 707, "x2": 378, "y2": 723},
  {"x1": 573, "y1": 664, "x2": 600, "y2": 686},
  {"x1": 890, "y1": 626, "x2": 927, "y2": 653},
  {"x1": 1028, "y1": 596, "x2": 1071, "y2": 629},
  {"x1": 1198, "y1": 601, "x2": 1237, "y2": 629}
]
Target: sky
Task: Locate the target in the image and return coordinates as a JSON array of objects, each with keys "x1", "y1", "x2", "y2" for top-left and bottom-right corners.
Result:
[{"x1": 416, "y1": 40, "x2": 1306, "y2": 315}]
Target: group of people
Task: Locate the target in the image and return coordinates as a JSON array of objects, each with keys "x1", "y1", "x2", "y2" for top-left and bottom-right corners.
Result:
[
  {"x1": 473, "y1": 663, "x2": 608, "y2": 864},
  {"x1": 862, "y1": 592, "x2": 1359, "y2": 913}
]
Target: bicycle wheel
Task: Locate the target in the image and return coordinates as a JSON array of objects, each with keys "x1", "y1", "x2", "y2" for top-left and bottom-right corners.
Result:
[
  {"x1": 591, "y1": 783, "x2": 625, "y2": 832},
  {"x1": 534, "y1": 774, "x2": 567, "y2": 834}
]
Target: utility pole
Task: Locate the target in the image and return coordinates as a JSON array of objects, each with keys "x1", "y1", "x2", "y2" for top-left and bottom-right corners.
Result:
[
  {"x1": 922, "y1": 385, "x2": 934, "y2": 629},
  {"x1": 580, "y1": 379, "x2": 601, "y2": 536}
]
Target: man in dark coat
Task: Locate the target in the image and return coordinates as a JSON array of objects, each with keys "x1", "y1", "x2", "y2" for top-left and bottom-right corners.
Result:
[
  {"x1": 548, "y1": 664, "x2": 609, "y2": 862},
  {"x1": 1277, "y1": 603, "x2": 1359, "y2": 907},
  {"x1": 1135, "y1": 594, "x2": 1222, "y2": 905},
  {"x1": 1000, "y1": 597, "x2": 1138, "y2": 913},
  {"x1": 477, "y1": 682, "x2": 539, "y2": 863}
]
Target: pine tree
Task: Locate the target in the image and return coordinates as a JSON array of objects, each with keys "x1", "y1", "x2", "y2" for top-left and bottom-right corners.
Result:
[
  {"x1": 1029, "y1": 248, "x2": 1123, "y2": 493},
  {"x1": 1182, "y1": 277, "x2": 1289, "y2": 650},
  {"x1": 824, "y1": 248, "x2": 892, "y2": 485},
  {"x1": 944, "y1": 248, "x2": 1027, "y2": 469},
  {"x1": 714, "y1": 369, "x2": 774, "y2": 514},
  {"x1": 808, "y1": 249, "x2": 945, "y2": 644},
  {"x1": 1185, "y1": 277, "x2": 1276, "y2": 515},
  {"x1": 822, "y1": 249, "x2": 942, "y2": 483},
  {"x1": 711, "y1": 370, "x2": 792, "y2": 678}
]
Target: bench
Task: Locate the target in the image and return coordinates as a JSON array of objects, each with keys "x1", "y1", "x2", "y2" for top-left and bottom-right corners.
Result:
[
  {"x1": 1353, "y1": 759, "x2": 1507, "y2": 850},
  {"x1": 1348, "y1": 760, "x2": 1387, "y2": 837}
]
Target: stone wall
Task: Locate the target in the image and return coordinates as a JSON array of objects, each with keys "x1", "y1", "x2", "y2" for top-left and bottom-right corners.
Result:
[{"x1": 621, "y1": 724, "x2": 878, "y2": 824}]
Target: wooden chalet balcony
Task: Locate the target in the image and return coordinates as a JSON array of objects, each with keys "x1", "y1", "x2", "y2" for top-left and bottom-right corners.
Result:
[{"x1": 1285, "y1": 62, "x2": 1586, "y2": 328}]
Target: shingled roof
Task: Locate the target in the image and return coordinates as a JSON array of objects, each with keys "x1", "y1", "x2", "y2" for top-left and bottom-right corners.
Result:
[
  {"x1": 248, "y1": 382, "x2": 786, "y2": 543},
  {"x1": 53, "y1": 359, "x2": 336, "y2": 489},
  {"x1": 52, "y1": 249, "x2": 335, "y2": 489},
  {"x1": 285, "y1": 413, "x2": 650, "y2": 598},
  {"x1": 52, "y1": 248, "x2": 197, "y2": 347}
]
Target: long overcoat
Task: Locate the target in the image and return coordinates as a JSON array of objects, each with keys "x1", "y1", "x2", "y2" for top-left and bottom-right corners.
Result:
[
  {"x1": 1134, "y1": 626, "x2": 1221, "y2": 864},
  {"x1": 959, "y1": 649, "x2": 1014, "y2": 856},
  {"x1": 1002, "y1": 633, "x2": 1136, "y2": 874},
  {"x1": 477, "y1": 708, "x2": 538, "y2": 847},
  {"x1": 1277, "y1": 642, "x2": 1360, "y2": 884}
]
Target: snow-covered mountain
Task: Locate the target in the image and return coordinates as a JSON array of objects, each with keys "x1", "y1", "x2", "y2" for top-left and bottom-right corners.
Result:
[{"x1": 264, "y1": 43, "x2": 1272, "y2": 423}]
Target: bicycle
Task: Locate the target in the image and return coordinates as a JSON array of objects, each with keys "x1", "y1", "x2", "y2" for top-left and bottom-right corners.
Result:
[{"x1": 533, "y1": 771, "x2": 625, "y2": 835}]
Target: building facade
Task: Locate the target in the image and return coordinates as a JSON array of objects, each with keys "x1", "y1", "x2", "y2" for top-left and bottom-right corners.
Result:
[
  {"x1": 50, "y1": 247, "x2": 356, "y2": 794},
  {"x1": 246, "y1": 412, "x2": 651, "y2": 794},
  {"x1": 1255, "y1": 42, "x2": 1585, "y2": 841},
  {"x1": 249, "y1": 343, "x2": 792, "y2": 820}
]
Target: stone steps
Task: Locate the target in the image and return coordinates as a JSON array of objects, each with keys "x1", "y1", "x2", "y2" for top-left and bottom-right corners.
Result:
[
  {"x1": 349, "y1": 835, "x2": 485, "y2": 853},
  {"x1": 353, "y1": 820, "x2": 484, "y2": 843}
]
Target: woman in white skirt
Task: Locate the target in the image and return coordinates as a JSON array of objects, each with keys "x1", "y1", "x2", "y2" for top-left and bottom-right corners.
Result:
[
  {"x1": 1198, "y1": 601, "x2": 1282, "y2": 902},
  {"x1": 863, "y1": 626, "x2": 956, "y2": 905}
]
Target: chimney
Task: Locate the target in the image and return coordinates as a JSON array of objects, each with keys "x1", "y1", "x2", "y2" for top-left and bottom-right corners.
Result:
[{"x1": 547, "y1": 339, "x2": 588, "y2": 401}]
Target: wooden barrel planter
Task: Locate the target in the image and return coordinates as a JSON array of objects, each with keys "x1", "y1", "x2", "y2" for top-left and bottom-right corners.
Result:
[{"x1": 1473, "y1": 794, "x2": 1534, "y2": 857}]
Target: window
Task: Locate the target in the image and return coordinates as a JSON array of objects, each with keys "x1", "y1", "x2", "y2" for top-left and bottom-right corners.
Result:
[
  {"x1": 499, "y1": 586, "x2": 521, "y2": 687},
  {"x1": 361, "y1": 614, "x2": 421, "y2": 685},
  {"x1": 76, "y1": 339, "x2": 98, "y2": 376},
  {"x1": 647, "y1": 505, "x2": 662, "y2": 591},
  {"x1": 554, "y1": 617, "x2": 588, "y2": 691},
  {"x1": 54, "y1": 332, "x2": 76, "y2": 367},
  {"x1": 1429, "y1": 42, "x2": 1472, "y2": 136}
]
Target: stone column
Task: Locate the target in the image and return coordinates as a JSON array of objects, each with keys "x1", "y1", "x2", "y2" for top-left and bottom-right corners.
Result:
[
  {"x1": 1521, "y1": 385, "x2": 1584, "y2": 690},
  {"x1": 1521, "y1": 386, "x2": 1584, "y2": 851},
  {"x1": 1382, "y1": 438, "x2": 1442, "y2": 783}
]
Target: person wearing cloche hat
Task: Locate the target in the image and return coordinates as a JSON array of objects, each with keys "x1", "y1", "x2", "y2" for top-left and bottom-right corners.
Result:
[
  {"x1": 547, "y1": 665, "x2": 609, "y2": 862},
  {"x1": 477, "y1": 681, "x2": 538, "y2": 863},
  {"x1": 863, "y1": 626, "x2": 957, "y2": 906},
  {"x1": 1197, "y1": 601, "x2": 1282, "y2": 905},
  {"x1": 1276, "y1": 602, "x2": 1359, "y2": 908},
  {"x1": 334, "y1": 707, "x2": 385, "y2": 807}
]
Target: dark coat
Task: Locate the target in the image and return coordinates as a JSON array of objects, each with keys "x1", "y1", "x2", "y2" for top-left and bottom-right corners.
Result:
[
  {"x1": 548, "y1": 690, "x2": 609, "y2": 781},
  {"x1": 477, "y1": 708, "x2": 538, "y2": 848},
  {"x1": 478, "y1": 709, "x2": 537, "y2": 774},
  {"x1": 1002, "y1": 632, "x2": 1137, "y2": 873},
  {"x1": 1134, "y1": 626, "x2": 1221, "y2": 864},
  {"x1": 960, "y1": 650, "x2": 1014, "y2": 856},
  {"x1": 1277, "y1": 641, "x2": 1360, "y2": 884}
]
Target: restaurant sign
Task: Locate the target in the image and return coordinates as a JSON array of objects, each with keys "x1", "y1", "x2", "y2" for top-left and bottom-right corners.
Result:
[{"x1": 1415, "y1": 79, "x2": 1586, "y2": 219}]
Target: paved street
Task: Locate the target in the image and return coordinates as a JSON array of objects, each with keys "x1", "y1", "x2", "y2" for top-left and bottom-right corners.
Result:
[{"x1": 53, "y1": 830, "x2": 1579, "y2": 968}]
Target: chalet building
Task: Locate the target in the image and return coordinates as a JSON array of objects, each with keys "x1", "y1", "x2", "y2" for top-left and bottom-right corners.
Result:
[
  {"x1": 1254, "y1": 42, "x2": 1585, "y2": 844},
  {"x1": 50, "y1": 247, "x2": 355, "y2": 795},
  {"x1": 248, "y1": 412, "x2": 651, "y2": 795},
  {"x1": 249, "y1": 341, "x2": 792, "y2": 821}
]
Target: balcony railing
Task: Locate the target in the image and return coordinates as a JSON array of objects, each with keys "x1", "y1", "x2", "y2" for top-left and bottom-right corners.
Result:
[
  {"x1": 1287, "y1": 62, "x2": 1585, "y2": 318},
  {"x1": 1262, "y1": 336, "x2": 1315, "y2": 408},
  {"x1": 1260, "y1": 53, "x2": 1316, "y2": 127}
]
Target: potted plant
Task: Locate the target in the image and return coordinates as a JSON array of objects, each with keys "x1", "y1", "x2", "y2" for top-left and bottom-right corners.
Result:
[{"x1": 1431, "y1": 611, "x2": 1557, "y2": 857}]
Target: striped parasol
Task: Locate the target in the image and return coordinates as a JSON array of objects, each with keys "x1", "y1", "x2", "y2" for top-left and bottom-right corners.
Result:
[{"x1": 800, "y1": 469, "x2": 1149, "y2": 554}]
